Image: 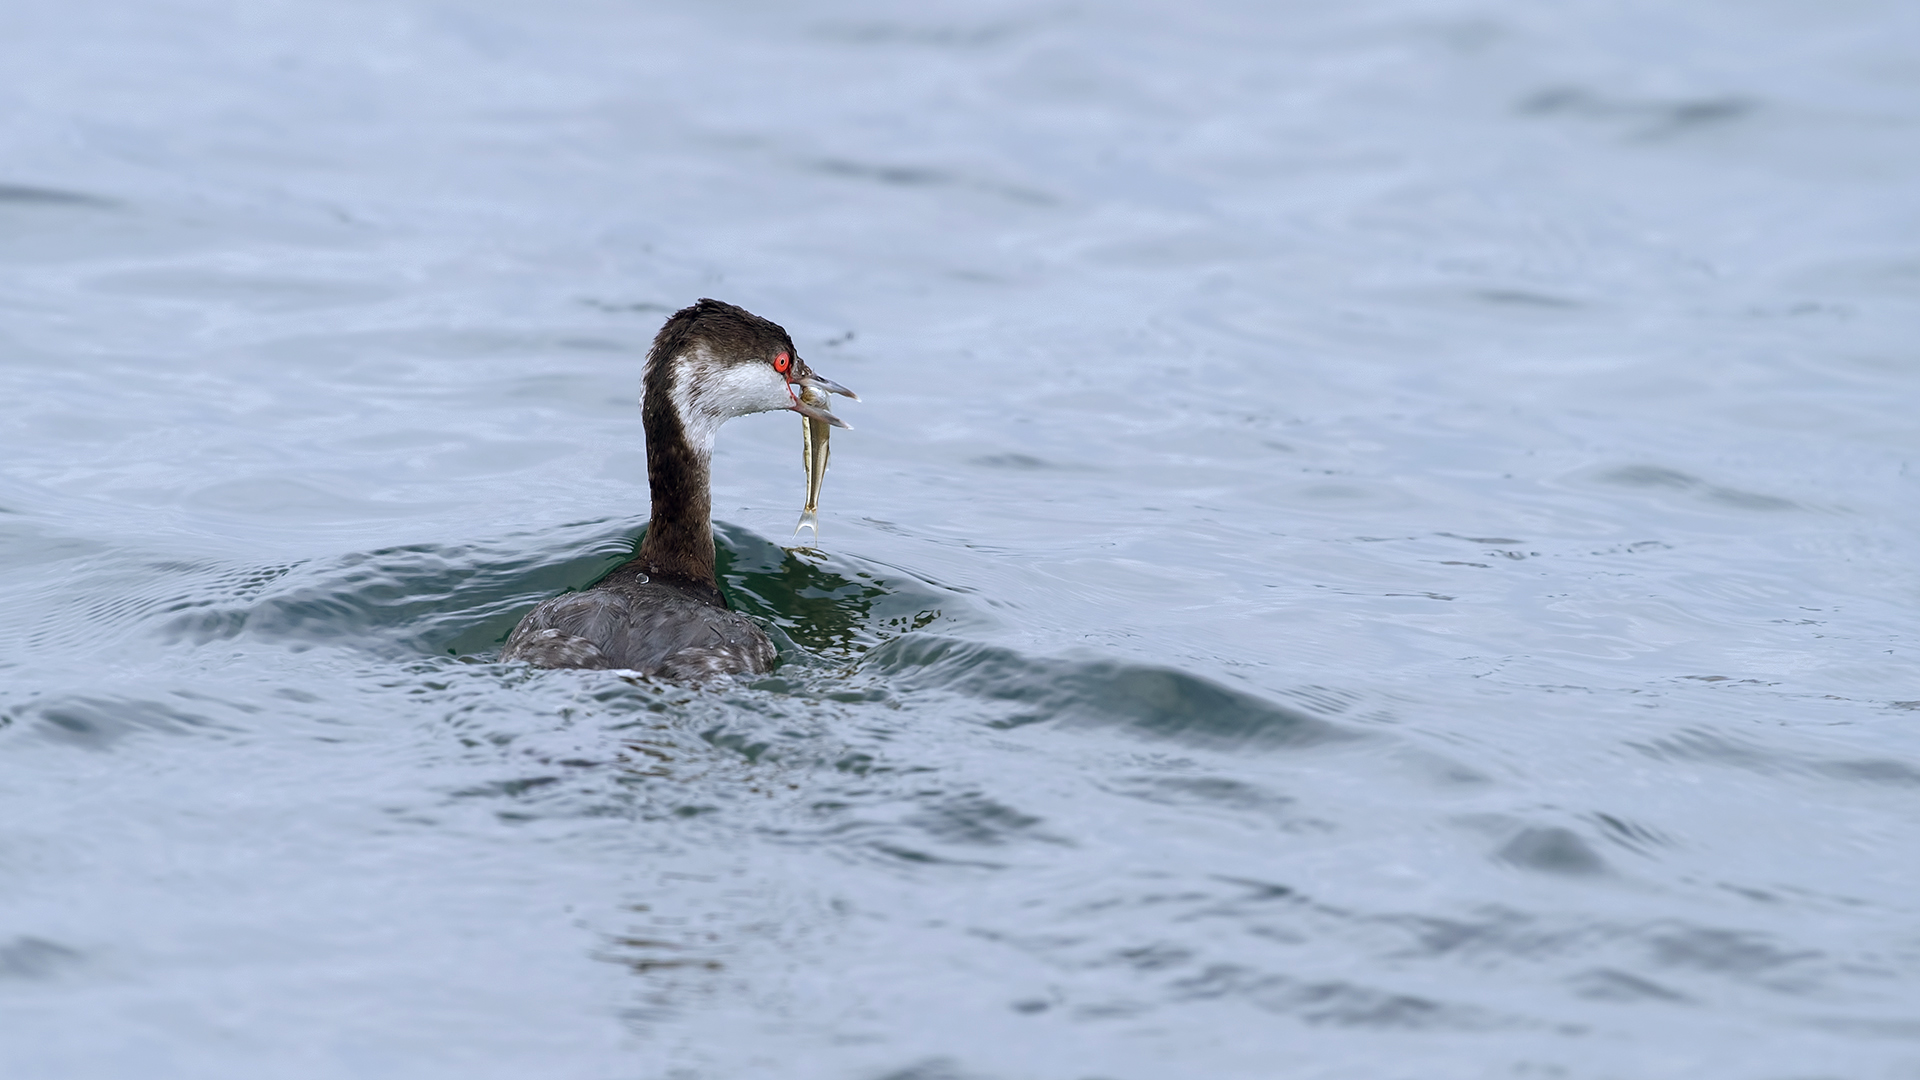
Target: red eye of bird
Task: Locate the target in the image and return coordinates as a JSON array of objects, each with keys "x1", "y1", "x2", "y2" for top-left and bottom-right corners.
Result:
[{"x1": 773, "y1": 352, "x2": 791, "y2": 374}]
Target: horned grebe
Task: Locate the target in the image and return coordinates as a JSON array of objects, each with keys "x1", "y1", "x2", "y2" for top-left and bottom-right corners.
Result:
[{"x1": 501, "y1": 299, "x2": 855, "y2": 677}]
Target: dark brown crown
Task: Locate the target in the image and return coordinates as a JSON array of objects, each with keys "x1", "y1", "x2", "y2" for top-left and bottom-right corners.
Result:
[{"x1": 645, "y1": 298, "x2": 798, "y2": 378}]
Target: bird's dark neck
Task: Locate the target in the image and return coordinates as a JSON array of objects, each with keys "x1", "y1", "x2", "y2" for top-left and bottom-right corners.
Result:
[{"x1": 635, "y1": 380, "x2": 719, "y2": 591}]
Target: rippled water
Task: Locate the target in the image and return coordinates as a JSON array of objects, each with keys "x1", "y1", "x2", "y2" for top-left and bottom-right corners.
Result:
[{"x1": 5, "y1": 1, "x2": 1920, "y2": 1076}]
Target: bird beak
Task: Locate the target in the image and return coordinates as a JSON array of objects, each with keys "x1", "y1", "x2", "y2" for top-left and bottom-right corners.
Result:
[
  {"x1": 802, "y1": 372, "x2": 858, "y2": 401},
  {"x1": 789, "y1": 364, "x2": 857, "y2": 429},
  {"x1": 791, "y1": 393, "x2": 849, "y2": 430}
]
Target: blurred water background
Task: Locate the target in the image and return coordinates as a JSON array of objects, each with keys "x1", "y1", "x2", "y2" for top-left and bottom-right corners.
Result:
[{"x1": 3, "y1": 1, "x2": 1920, "y2": 1076}]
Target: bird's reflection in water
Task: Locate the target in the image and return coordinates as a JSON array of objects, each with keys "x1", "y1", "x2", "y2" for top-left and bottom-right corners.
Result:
[{"x1": 712, "y1": 524, "x2": 941, "y2": 663}]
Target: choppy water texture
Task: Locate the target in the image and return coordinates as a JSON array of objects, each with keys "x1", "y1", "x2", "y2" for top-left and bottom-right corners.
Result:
[{"x1": 4, "y1": 1, "x2": 1920, "y2": 1077}]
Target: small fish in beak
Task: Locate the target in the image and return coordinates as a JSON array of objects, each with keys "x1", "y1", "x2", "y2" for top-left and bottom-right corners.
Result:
[{"x1": 786, "y1": 362, "x2": 856, "y2": 543}]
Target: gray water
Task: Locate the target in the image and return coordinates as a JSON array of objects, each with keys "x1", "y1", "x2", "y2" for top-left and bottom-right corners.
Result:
[{"x1": 3, "y1": 1, "x2": 1919, "y2": 1076}]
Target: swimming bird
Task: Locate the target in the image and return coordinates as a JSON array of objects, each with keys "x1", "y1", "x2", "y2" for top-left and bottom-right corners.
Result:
[{"x1": 501, "y1": 299, "x2": 855, "y2": 678}]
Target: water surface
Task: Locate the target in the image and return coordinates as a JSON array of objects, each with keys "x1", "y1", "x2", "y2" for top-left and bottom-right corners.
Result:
[{"x1": 3, "y1": 1, "x2": 1920, "y2": 1077}]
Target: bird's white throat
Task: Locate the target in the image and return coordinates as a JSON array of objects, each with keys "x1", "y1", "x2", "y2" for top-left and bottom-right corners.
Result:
[{"x1": 658, "y1": 343, "x2": 793, "y2": 454}]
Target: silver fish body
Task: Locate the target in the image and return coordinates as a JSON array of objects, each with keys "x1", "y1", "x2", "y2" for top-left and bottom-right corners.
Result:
[{"x1": 795, "y1": 384, "x2": 832, "y2": 543}]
